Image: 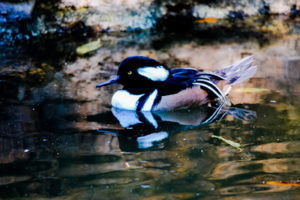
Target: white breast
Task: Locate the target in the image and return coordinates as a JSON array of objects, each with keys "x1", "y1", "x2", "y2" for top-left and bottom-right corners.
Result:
[{"x1": 111, "y1": 89, "x2": 158, "y2": 111}]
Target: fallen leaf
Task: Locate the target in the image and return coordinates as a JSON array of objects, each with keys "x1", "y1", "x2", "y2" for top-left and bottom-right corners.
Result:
[
  {"x1": 76, "y1": 38, "x2": 101, "y2": 55},
  {"x1": 233, "y1": 88, "x2": 271, "y2": 93},
  {"x1": 212, "y1": 135, "x2": 242, "y2": 151},
  {"x1": 196, "y1": 17, "x2": 218, "y2": 23},
  {"x1": 265, "y1": 181, "x2": 300, "y2": 187}
]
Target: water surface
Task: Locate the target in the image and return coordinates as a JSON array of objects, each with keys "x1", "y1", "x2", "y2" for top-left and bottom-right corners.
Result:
[{"x1": 1, "y1": 34, "x2": 300, "y2": 199}]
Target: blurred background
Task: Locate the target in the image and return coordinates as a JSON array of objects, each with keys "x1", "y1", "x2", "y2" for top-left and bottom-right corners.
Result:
[{"x1": 1, "y1": 0, "x2": 300, "y2": 199}]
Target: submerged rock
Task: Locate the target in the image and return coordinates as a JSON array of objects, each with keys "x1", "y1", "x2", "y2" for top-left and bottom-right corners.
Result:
[
  {"x1": 0, "y1": 1, "x2": 36, "y2": 45},
  {"x1": 61, "y1": 0, "x2": 163, "y2": 31},
  {"x1": 0, "y1": 1, "x2": 35, "y2": 22},
  {"x1": 193, "y1": 0, "x2": 300, "y2": 19},
  {"x1": 2, "y1": 0, "x2": 300, "y2": 45}
]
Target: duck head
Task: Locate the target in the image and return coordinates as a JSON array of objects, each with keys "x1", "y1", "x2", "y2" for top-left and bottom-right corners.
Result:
[{"x1": 96, "y1": 56, "x2": 171, "y2": 94}]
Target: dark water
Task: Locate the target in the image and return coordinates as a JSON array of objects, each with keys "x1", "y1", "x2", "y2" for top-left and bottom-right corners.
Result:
[{"x1": 1, "y1": 34, "x2": 300, "y2": 199}]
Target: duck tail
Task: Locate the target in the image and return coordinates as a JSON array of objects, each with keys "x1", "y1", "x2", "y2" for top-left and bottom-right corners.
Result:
[
  {"x1": 193, "y1": 56, "x2": 256, "y2": 105},
  {"x1": 215, "y1": 56, "x2": 257, "y2": 85}
]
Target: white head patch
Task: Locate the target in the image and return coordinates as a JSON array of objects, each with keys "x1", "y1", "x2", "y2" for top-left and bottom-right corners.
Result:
[{"x1": 137, "y1": 65, "x2": 169, "y2": 81}]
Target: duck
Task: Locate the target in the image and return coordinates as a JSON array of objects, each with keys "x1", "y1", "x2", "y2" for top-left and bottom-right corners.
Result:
[{"x1": 96, "y1": 56, "x2": 256, "y2": 111}]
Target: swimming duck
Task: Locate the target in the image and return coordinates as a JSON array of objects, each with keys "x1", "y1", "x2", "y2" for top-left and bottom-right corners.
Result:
[{"x1": 96, "y1": 56, "x2": 256, "y2": 111}]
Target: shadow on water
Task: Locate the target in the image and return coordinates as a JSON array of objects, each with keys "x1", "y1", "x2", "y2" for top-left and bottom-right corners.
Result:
[{"x1": 93, "y1": 105, "x2": 256, "y2": 152}]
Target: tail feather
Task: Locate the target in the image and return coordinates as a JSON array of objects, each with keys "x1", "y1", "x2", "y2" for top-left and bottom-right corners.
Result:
[
  {"x1": 192, "y1": 56, "x2": 256, "y2": 105},
  {"x1": 233, "y1": 65, "x2": 257, "y2": 85},
  {"x1": 214, "y1": 56, "x2": 257, "y2": 85}
]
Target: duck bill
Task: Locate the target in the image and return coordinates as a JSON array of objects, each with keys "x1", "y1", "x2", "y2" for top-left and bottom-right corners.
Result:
[{"x1": 96, "y1": 76, "x2": 119, "y2": 88}]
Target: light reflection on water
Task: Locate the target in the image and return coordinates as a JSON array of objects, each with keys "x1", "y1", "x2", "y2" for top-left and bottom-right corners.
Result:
[{"x1": 1, "y1": 36, "x2": 300, "y2": 199}]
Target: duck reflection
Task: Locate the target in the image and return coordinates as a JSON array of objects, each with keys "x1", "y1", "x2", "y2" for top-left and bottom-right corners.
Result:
[{"x1": 96, "y1": 104, "x2": 256, "y2": 151}]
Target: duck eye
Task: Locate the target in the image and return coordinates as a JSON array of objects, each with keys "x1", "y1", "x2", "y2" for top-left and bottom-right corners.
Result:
[{"x1": 127, "y1": 71, "x2": 132, "y2": 75}]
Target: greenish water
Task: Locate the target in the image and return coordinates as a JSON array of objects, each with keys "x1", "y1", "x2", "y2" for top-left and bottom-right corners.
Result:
[{"x1": 1, "y1": 33, "x2": 300, "y2": 199}]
